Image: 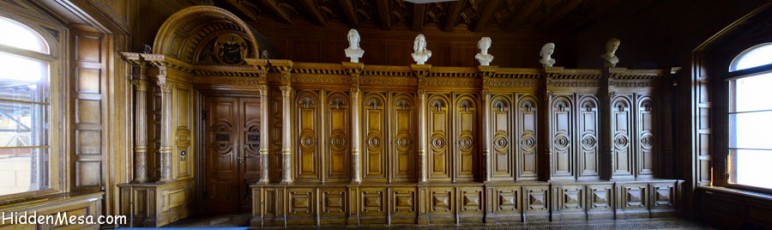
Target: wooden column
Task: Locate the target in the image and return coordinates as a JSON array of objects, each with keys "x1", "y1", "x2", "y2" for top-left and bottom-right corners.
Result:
[
  {"x1": 157, "y1": 65, "x2": 173, "y2": 182},
  {"x1": 413, "y1": 64, "x2": 430, "y2": 183},
  {"x1": 479, "y1": 66, "x2": 496, "y2": 182},
  {"x1": 123, "y1": 52, "x2": 150, "y2": 183},
  {"x1": 249, "y1": 59, "x2": 271, "y2": 184},
  {"x1": 133, "y1": 63, "x2": 149, "y2": 183},
  {"x1": 259, "y1": 85, "x2": 270, "y2": 183},
  {"x1": 344, "y1": 62, "x2": 364, "y2": 184},
  {"x1": 275, "y1": 61, "x2": 294, "y2": 183}
]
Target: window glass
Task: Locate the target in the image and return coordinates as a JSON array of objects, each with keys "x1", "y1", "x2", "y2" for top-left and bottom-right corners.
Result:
[
  {"x1": 0, "y1": 17, "x2": 50, "y2": 196},
  {"x1": 0, "y1": 16, "x2": 49, "y2": 54},
  {"x1": 728, "y1": 44, "x2": 772, "y2": 190},
  {"x1": 730, "y1": 43, "x2": 772, "y2": 71}
]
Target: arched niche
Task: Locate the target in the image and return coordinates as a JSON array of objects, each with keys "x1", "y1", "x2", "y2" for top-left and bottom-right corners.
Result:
[{"x1": 152, "y1": 5, "x2": 260, "y2": 64}]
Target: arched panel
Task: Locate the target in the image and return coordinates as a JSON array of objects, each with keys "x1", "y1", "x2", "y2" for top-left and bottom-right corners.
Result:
[
  {"x1": 325, "y1": 91, "x2": 350, "y2": 182},
  {"x1": 610, "y1": 95, "x2": 634, "y2": 180},
  {"x1": 295, "y1": 90, "x2": 321, "y2": 182},
  {"x1": 392, "y1": 93, "x2": 416, "y2": 182},
  {"x1": 427, "y1": 94, "x2": 451, "y2": 181},
  {"x1": 362, "y1": 92, "x2": 387, "y2": 182},
  {"x1": 490, "y1": 94, "x2": 514, "y2": 180},
  {"x1": 152, "y1": 5, "x2": 259, "y2": 62},
  {"x1": 577, "y1": 95, "x2": 600, "y2": 180},
  {"x1": 637, "y1": 96, "x2": 656, "y2": 178},
  {"x1": 517, "y1": 94, "x2": 539, "y2": 181},
  {"x1": 455, "y1": 94, "x2": 478, "y2": 182},
  {"x1": 550, "y1": 95, "x2": 574, "y2": 180}
]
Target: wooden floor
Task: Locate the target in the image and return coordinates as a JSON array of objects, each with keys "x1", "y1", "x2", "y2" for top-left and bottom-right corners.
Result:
[{"x1": 167, "y1": 214, "x2": 715, "y2": 229}]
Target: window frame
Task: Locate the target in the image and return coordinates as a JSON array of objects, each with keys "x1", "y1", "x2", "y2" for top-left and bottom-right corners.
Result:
[
  {"x1": 0, "y1": 13, "x2": 65, "y2": 203},
  {"x1": 722, "y1": 47, "x2": 772, "y2": 194}
]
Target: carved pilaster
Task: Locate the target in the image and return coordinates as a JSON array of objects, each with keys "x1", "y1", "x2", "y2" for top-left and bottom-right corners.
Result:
[
  {"x1": 280, "y1": 85, "x2": 293, "y2": 184},
  {"x1": 344, "y1": 62, "x2": 364, "y2": 184},
  {"x1": 481, "y1": 90, "x2": 491, "y2": 182},
  {"x1": 133, "y1": 70, "x2": 149, "y2": 183},
  {"x1": 154, "y1": 64, "x2": 173, "y2": 182},
  {"x1": 259, "y1": 85, "x2": 270, "y2": 184},
  {"x1": 412, "y1": 64, "x2": 430, "y2": 183}
]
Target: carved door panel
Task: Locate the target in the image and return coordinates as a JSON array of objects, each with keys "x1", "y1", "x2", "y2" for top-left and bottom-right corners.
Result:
[
  {"x1": 205, "y1": 96, "x2": 261, "y2": 213},
  {"x1": 551, "y1": 95, "x2": 574, "y2": 180},
  {"x1": 636, "y1": 96, "x2": 655, "y2": 178},
  {"x1": 491, "y1": 95, "x2": 514, "y2": 180},
  {"x1": 239, "y1": 98, "x2": 262, "y2": 209},
  {"x1": 296, "y1": 91, "x2": 321, "y2": 182},
  {"x1": 455, "y1": 95, "x2": 477, "y2": 182},
  {"x1": 577, "y1": 95, "x2": 600, "y2": 180},
  {"x1": 205, "y1": 97, "x2": 238, "y2": 213},
  {"x1": 391, "y1": 93, "x2": 415, "y2": 182},
  {"x1": 427, "y1": 94, "x2": 451, "y2": 181},
  {"x1": 516, "y1": 95, "x2": 538, "y2": 181},
  {"x1": 363, "y1": 93, "x2": 387, "y2": 181},
  {"x1": 611, "y1": 95, "x2": 634, "y2": 179},
  {"x1": 325, "y1": 92, "x2": 350, "y2": 182}
]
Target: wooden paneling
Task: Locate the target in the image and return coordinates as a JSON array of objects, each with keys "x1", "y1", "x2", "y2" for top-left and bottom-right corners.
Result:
[
  {"x1": 454, "y1": 95, "x2": 478, "y2": 182},
  {"x1": 611, "y1": 94, "x2": 634, "y2": 180},
  {"x1": 295, "y1": 90, "x2": 322, "y2": 182},
  {"x1": 517, "y1": 95, "x2": 539, "y2": 181},
  {"x1": 72, "y1": 29, "x2": 106, "y2": 192},
  {"x1": 363, "y1": 92, "x2": 387, "y2": 181},
  {"x1": 636, "y1": 96, "x2": 655, "y2": 179},
  {"x1": 324, "y1": 91, "x2": 350, "y2": 182},
  {"x1": 392, "y1": 93, "x2": 416, "y2": 182},
  {"x1": 577, "y1": 95, "x2": 600, "y2": 180},
  {"x1": 550, "y1": 95, "x2": 575, "y2": 180},
  {"x1": 490, "y1": 94, "x2": 514, "y2": 180},
  {"x1": 427, "y1": 94, "x2": 451, "y2": 181}
]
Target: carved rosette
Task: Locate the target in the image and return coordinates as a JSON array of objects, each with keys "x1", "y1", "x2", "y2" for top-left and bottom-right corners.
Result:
[
  {"x1": 581, "y1": 134, "x2": 597, "y2": 150},
  {"x1": 613, "y1": 133, "x2": 630, "y2": 149},
  {"x1": 457, "y1": 133, "x2": 474, "y2": 152},
  {"x1": 493, "y1": 133, "x2": 509, "y2": 152},
  {"x1": 640, "y1": 133, "x2": 654, "y2": 149},
  {"x1": 520, "y1": 132, "x2": 536, "y2": 151},
  {"x1": 554, "y1": 133, "x2": 570, "y2": 151},
  {"x1": 430, "y1": 134, "x2": 447, "y2": 150}
]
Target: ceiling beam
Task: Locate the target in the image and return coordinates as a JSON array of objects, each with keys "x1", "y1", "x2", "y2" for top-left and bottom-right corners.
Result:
[
  {"x1": 474, "y1": 0, "x2": 502, "y2": 31},
  {"x1": 300, "y1": 0, "x2": 327, "y2": 26},
  {"x1": 444, "y1": 0, "x2": 465, "y2": 31},
  {"x1": 259, "y1": 0, "x2": 293, "y2": 24},
  {"x1": 338, "y1": 0, "x2": 359, "y2": 27},
  {"x1": 376, "y1": 1, "x2": 392, "y2": 29},
  {"x1": 540, "y1": 0, "x2": 583, "y2": 29},
  {"x1": 506, "y1": 0, "x2": 544, "y2": 30},
  {"x1": 412, "y1": 4, "x2": 426, "y2": 31},
  {"x1": 222, "y1": 0, "x2": 259, "y2": 21},
  {"x1": 566, "y1": 0, "x2": 623, "y2": 31}
]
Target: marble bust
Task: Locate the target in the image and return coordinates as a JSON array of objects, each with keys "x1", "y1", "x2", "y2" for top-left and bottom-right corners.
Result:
[
  {"x1": 600, "y1": 38, "x2": 620, "y2": 67},
  {"x1": 411, "y1": 34, "x2": 432, "y2": 65},
  {"x1": 475, "y1": 37, "x2": 494, "y2": 66},
  {"x1": 344, "y1": 29, "x2": 365, "y2": 63},
  {"x1": 539, "y1": 43, "x2": 556, "y2": 67}
]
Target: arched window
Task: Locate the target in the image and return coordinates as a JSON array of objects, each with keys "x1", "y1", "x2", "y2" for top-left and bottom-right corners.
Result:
[
  {"x1": 0, "y1": 16, "x2": 50, "y2": 196},
  {"x1": 727, "y1": 43, "x2": 772, "y2": 190}
]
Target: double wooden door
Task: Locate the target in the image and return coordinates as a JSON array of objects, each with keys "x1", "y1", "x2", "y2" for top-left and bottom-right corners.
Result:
[{"x1": 204, "y1": 96, "x2": 262, "y2": 213}]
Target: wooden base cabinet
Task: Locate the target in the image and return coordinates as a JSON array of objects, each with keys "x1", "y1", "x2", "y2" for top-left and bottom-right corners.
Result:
[{"x1": 250, "y1": 180, "x2": 680, "y2": 227}]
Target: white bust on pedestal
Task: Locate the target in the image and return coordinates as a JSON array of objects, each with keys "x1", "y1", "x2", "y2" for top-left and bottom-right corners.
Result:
[
  {"x1": 475, "y1": 37, "x2": 494, "y2": 66},
  {"x1": 344, "y1": 29, "x2": 364, "y2": 63},
  {"x1": 600, "y1": 38, "x2": 620, "y2": 67},
  {"x1": 539, "y1": 43, "x2": 556, "y2": 67},
  {"x1": 411, "y1": 34, "x2": 432, "y2": 65}
]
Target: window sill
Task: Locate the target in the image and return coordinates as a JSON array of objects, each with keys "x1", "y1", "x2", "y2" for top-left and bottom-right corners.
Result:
[
  {"x1": 0, "y1": 191, "x2": 104, "y2": 212},
  {"x1": 698, "y1": 185, "x2": 772, "y2": 202}
]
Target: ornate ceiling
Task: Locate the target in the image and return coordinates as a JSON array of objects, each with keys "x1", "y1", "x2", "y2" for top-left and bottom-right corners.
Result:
[{"x1": 215, "y1": 0, "x2": 622, "y2": 33}]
